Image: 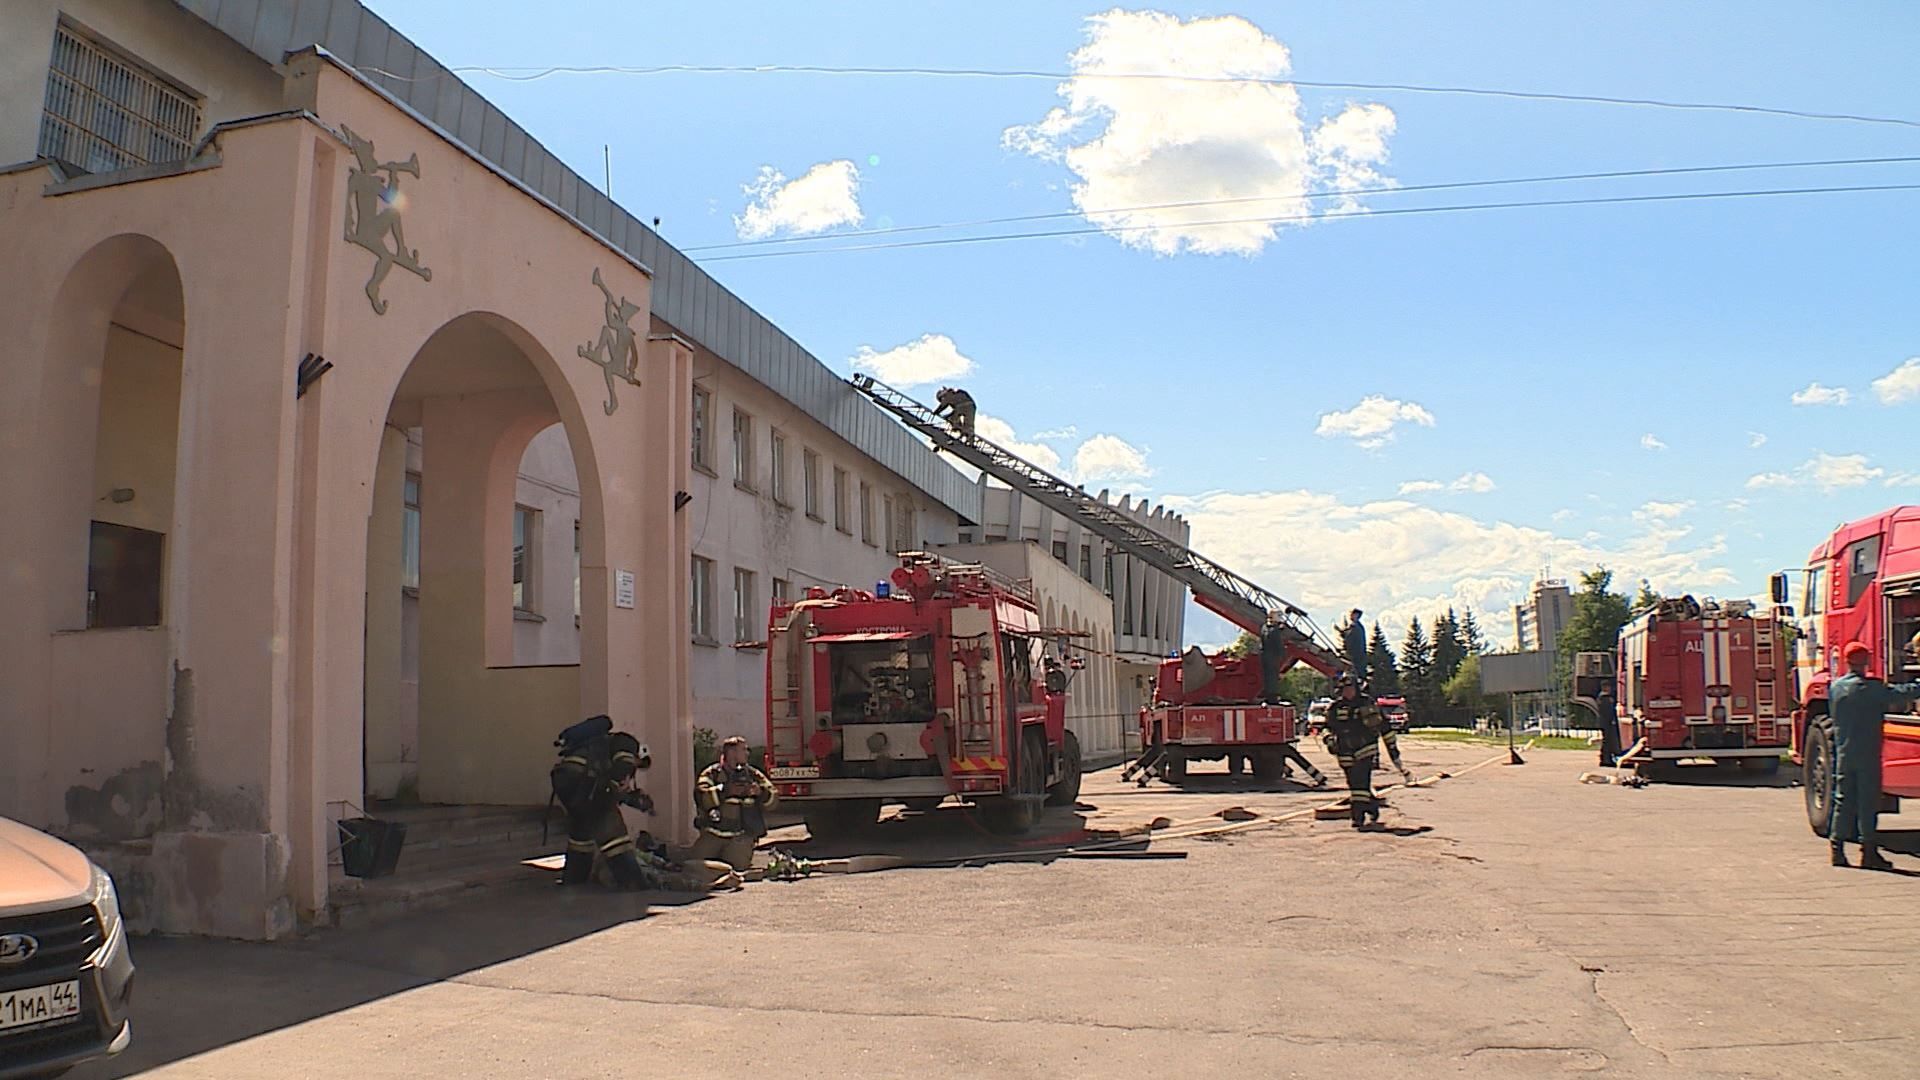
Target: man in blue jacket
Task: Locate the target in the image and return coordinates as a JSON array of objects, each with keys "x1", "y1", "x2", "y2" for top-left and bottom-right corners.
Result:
[{"x1": 1828, "y1": 641, "x2": 1920, "y2": 871}]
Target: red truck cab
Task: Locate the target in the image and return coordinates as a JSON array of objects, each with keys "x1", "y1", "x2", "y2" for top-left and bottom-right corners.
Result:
[{"x1": 1775, "y1": 506, "x2": 1920, "y2": 833}]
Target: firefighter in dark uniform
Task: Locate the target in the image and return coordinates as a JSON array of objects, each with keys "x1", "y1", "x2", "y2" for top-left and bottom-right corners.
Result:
[
  {"x1": 1323, "y1": 674, "x2": 1411, "y2": 829},
  {"x1": 550, "y1": 715, "x2": 655, "y2": 888},
  {"x1": 691, "y1": 736, "x2": 777, "y2": 871},
  {"x1": 933, "y1": 386, "x2": 978, "y2": 438}
]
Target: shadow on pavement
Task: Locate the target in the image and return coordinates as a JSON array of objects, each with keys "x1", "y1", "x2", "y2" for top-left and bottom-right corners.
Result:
[
  {"x1": 72, "y1": 880, "x2": 694, "y2": 1079},
  {"x1": 1870, "y1": 828, "x2": 1920, "y2": 857},
  {"x1": 762, "y1": 800, "x2": 1203, "y2": 869},
  {"x1": 1639, "y1": 762, "x2": 1797, "y2": 789}
]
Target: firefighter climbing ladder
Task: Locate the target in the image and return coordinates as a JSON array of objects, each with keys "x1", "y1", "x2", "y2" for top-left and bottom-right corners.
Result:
[{"x1": 847, "y1": 374, "x2": 1343, "y2": 670}]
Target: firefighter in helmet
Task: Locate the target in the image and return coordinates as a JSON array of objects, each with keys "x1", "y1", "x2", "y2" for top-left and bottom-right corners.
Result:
[
  {"x1": 933, "y1": 386, "x2": 977, "y2": 438},
  {"x1": 1827, "y1": 640, "x2": 1920, "y2": 870},
  {"x1": 1322, "y1": 673, "x2": 1411, "y2": 829},
  {"x1": 691, "y1": 736, "x2": 777, "y2": 871},
  {"x1": 550, "y1": 715, "x2": 656, "y2": 888}
]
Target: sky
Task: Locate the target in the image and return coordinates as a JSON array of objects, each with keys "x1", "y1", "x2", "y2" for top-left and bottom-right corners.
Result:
[{"x1": 368, "y1": 1, "x2": 1920, "y2": 649}]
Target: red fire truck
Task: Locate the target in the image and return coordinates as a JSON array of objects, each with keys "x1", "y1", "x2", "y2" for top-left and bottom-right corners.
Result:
[
  {"x1": 847, "y1": 374, "x2": 1347, "y2": 790},
  {"x1": 765, "y1": 553, "x2": 1081, "y2": 837},
  {"x1": 1771, "y1": 505, "x2": 1920, "y2": 835},
  {"x1": 1611, "y1": 596, "x2": 1793, "y2": 772}
]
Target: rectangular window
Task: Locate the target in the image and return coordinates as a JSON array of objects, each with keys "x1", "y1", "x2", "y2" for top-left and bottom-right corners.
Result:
[
  {"x1": 39, "y1": 21, "x2": 202, "y2": 174},
  {"x1": 1052, "y1": 540, "x2": 1069, "y2": 563},
  {"x1": 401, "y1": 472, "x2": 421, "y2": 591},
  {"x1": 803, "y1": 449, "x2": 822, "y2": 519},
  {"x1": 732, "y1": 407, "x2": 754, "y2": 488},
  {"x1": 86, "y1": 520, "x2": 163, "y2": 629},
  {"x1": 773, "y1": 577, "x2": 792, "y2": 604},
  {"x1": 513, "y1": 505, "x2": 539, "y2": 612},
  {"x1": 1104, "y1": 555, "x2": 1115, "y2": 598},
  {"x1": 1079, "y1": 545, "x2": 1093, "y2": 582},
  {"x1": 833, "y1": 467, "x2": 851, "y2": 533},
  {"x1": 959, "y1": 531, "x2": 975, "y2": 544},
  {"x1": 691, "y1": 386, "x2": 712, "y2": 471},
  {"x1": 860, "y1": 482, "x2": 875, "y2": 545},
  {"x1": 691, "y1": 555, "x2": 714, "y2": 640},
  {"x1": 882, "y1": 494, "x2": 895, "y2": 552},
  {"x1": 895, "y1": 496, "x2": 915, "y2": 554},
  {"x1": 985, "y1": 532, "x2": 1008, "y2": 543},
  {"x1": 770, "y1": 431, "x2": 790, "y2": 505},
  {"x1": 734, "y1": 567, "x2": 758, "y2": 644}
]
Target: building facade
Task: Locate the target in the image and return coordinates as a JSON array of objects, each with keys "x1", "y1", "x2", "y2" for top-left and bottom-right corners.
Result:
[
  {"x1": 0, "y1": 0, "x2": 976, "y2": 937},
  {"x1": 962, "y1": 484, "x2": 1189, "y2": 753},
  {"x1": 939, "y1": 542, "x2": 1123, "y2": 763},
  {"x1": 1514, "y1": 578, "x2": 1575, "y2": 654}
]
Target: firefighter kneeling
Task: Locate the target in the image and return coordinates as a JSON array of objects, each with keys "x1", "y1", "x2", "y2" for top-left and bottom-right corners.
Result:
[
  {"x1": 550, "y1": 716, "x2": 740, "y2": 892},
  {"x1": 690, "y1": 736, "x2": 777, "y2": 871},
  {"x1": 1323, "y1": 674, "x2": 1411, "y2": 830}
]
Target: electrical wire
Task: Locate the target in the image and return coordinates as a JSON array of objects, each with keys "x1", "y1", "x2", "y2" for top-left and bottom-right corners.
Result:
[
  {"x1": 682, "y1": 154, "x2": 1920, "y2": 253},
  {"x1": 395, "y1": 63, "x2": 1920, "y2": 132},
  {"x1": 695, "y1": 181, "x2": 1920, "y2": 263}
]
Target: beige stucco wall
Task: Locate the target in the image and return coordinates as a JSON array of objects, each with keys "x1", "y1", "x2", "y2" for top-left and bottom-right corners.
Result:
[
  {"x1": 680, "y1": 348, "x2": 962, "y2": 745},
  {"x1": 0, "y1": 0, "x2": 285, "y2": 167},
  {"x1": 1, "y1": 53, "x2": 693, "y2": 936},
  {"x1": 91, "y1": 325, "x2": 182, "y2": 535}
]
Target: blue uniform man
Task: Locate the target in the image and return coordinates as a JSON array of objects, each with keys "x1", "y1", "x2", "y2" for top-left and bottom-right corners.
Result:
[
  {"x1": 1339, "y1": 609, "x2": 1369, "y2": 687},
  {"x1": 1827, "y1": 640, "x2": 1920, "y2": 871}
]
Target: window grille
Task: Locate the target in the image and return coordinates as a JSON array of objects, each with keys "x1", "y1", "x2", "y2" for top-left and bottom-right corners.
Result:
[{"x1": 38, "y1": 22, "x2": 201, "y2": 173}]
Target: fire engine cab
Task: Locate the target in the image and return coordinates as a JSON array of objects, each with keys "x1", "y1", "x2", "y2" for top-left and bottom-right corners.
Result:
[{"x1": 765, "y1": 553, "x2": 1081, "y2": 837}]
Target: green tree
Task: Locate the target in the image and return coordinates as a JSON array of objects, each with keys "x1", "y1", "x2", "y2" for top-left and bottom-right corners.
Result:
[
  {"x1": 1459, "y1": 607, "x2": 1487, "y2": 654},
  {"x1": 1277, "y1": 666, "x2": 1331, "y2": 706},
  {"x1": 1400, "y1": 617, "x2": 1437, "y2": 719},
  {"x1": 1432, "y1": 607, "x2": 1466, "y2": 684},
  {"x1": 1633, "y1": 578, "x2": 1661, "y2": 612},
  {"x1": 1367, "y1": 622, "x2": 1401, "y2": 693},
  {"x1": 1220, "y1": 631, "x2": 1259, "y2": 659},
  {"x1": 1442, "y1": 653, "x2": 1501, "y2": 725},
  {"x1": 1561, "y1": 568, "x2": 1635, "y2": 658}
]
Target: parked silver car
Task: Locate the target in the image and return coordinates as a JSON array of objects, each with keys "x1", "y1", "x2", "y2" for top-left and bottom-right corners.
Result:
[{"x1": 0, "y1": 817, "x2": 134, "y2": 1079}]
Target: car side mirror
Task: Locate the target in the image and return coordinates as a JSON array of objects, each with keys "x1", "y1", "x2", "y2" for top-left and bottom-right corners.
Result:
[{"x1": 1769, "y1": 572, "x2": 1789, "y2": 606}]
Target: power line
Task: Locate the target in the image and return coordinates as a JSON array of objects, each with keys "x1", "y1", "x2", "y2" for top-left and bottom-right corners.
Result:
[
  {"x1": 694, "y1": 181, "x2": 1920, "y2": 263},
  {"x1": 683, "y1": 154, "x2": 1920, "y2": 253},
  {"x1": 411, "y1": 62, "x2": 1920, "y2": 132}
]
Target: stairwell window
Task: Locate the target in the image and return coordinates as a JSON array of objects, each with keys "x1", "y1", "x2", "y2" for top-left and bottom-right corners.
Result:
[
  {"x1": 773, "y1": 577, "x2": 791, "y2": 605},
  {"x1": 691, "y1": 386, "x2": 713, "y2": 473},
  {"x1": 401, "y1": 472, "x2": 421, "y2": 591},
  {"x1": 732, "y1": 407, "x2": 755, "y2": 490},
  {"x1": 770, "y1": 431, "x2": 790, "y2": 505},
  {"x1": 803, "y1": 449, "x2": 822, "y2": 520},
  {"x1": 734, "y1": 568, "x2": 758, "y2": 644},
  {"x1": 860, "y1": 482, "x2": 875, "y2": 546},
  {"x1": 39, "y1": 20, "x2": 202, "y2": 174},
  {"x1": 833, "y1": 467, "x2": 851, "y2": 534},
  {"x1": 513, "y1": 506, "x2": 539, "y2": 613}
]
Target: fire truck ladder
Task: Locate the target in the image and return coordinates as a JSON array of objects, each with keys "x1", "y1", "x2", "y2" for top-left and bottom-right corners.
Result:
[{"x1": 848, "y1": 374, "x2": 1344, "y2": 673}]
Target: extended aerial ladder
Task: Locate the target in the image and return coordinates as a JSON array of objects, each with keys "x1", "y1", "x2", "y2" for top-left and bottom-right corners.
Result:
[{"x1": 847, "y1": 374, "x2": 1345, "y2": 676}]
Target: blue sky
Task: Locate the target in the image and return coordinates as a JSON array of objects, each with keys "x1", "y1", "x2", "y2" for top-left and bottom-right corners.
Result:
[{"x1": 369, "y1": 1, "x2": 1920, "y2": 647}]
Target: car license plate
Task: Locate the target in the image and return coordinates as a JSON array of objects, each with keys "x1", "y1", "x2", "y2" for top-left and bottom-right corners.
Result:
[
  {"x1": 0, "y1": 980, "x2": 81, "y2": 1032},
  {"x1": 769, "y1": 766, "x2": 820, "y2": 780}
]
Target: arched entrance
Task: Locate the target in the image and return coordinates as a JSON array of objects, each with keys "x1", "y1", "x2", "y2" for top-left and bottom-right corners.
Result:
[{"x1": 363, "y1": 312, "x2": 601, "y2": 810}]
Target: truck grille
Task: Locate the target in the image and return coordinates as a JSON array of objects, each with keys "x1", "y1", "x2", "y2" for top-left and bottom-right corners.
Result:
[{"x1": 0, "y1": 904, "x2": 102, "y2": 986}]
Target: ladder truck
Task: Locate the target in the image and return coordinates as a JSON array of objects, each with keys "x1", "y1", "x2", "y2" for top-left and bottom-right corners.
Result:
[{"x1": 847, "y1": 375, "x2": 1347, "y2": 786}]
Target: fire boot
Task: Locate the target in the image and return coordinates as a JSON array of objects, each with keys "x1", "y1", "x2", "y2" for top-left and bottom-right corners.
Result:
[
  {"x1": 560, "y1": 840, "x2": 596, "y2": 885},
  {"x1": 1860, "y1": 847, "x2": 1894, "y2": 872}
]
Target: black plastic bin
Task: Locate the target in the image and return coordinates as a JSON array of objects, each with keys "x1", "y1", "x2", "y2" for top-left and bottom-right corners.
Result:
[{"x1": 337, "y1": 817, "x2": 407, "y2": 879}]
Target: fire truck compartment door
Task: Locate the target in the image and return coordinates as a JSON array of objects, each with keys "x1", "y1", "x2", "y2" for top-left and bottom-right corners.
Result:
[
  {"x1": 840, "y1": 722, "x2": 934, "y2": 761},
  {"x1": 810, "y1": 631, "x2": 928, "y2": 643}
]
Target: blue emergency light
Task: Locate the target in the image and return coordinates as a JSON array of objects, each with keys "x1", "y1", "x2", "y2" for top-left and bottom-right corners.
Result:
[{"x1": 876, "y1": 581, "x2": 891, "y2": 598}]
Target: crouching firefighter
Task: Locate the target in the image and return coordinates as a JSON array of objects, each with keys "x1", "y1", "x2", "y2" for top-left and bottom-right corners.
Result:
[
  {"x1": 549, "y1": 715, "x2": 656, "y2": 888},
  {"x1": 1323, "y1": 674, "x2": 1411, "y2": 829},
  {"x1": 691, "y1": 736, "x2": 777, "y2": 871}
]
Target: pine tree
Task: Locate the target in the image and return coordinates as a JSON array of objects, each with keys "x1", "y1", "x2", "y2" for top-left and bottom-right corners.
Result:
[
  {"x1": 1633, "y1": 579, "x2": 1661, "y2": 612},
  {"x1": 1432, "y1": 607, "x2": 1466, "y2": 684},
  {"x1": 1400, "y1": 617, "x2": 1437, "y2": 720},
  {"x1": 1460, "y1": 607, "x2": 1487, "y2": 654},
  {"x1": 1367, "y1": 622, "x2": 1400, "y2": 693}
]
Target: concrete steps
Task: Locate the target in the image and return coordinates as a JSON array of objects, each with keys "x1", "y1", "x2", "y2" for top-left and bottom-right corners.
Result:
[{"x1": 328, "y1": 804, "x2": 558, "y2": 928}]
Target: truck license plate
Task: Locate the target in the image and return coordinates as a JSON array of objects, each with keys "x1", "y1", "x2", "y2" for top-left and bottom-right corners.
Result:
[
  {"x1": 769, "y1": 766, "x2": 820, "y2": 780},
  {"x1": 0, "y1": 980, "x2": 80, "y2": 1032}
]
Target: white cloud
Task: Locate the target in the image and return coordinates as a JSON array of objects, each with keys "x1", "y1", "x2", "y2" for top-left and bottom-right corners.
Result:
[
  {"x1": 972, "y1": 415, "x2": 1063, "y2": 477},
  {"x1": 1634, "y1": 500, "x2": 1692, "y2": 522},
  {"x1": 1791, "y1": 382, "x2": 1851, "y2": 407},
  {"x1": 849, "y1": 333, "x2": 976, "y2": 387},
  {"x1": 1748, "y1": 432, "x2": 1768, "y2": 449},
  {"x1": 1872, "y1": 358, "x2": 1920, "y2": 404},
  {"x1": 734, "y1": 160, "x2": 863, "y2": 240},
  {"x1": 1640, "y1": 433, "x2": 1668, "y2": 451},
  {"x1": 1746, "y1": 451, "x2": 1885, "y2": 493},
  {"x1": 1163, "y1": 488, "x2": 1735, "y2": 652},
  {"x1": 1450, "y1": 471, "x2": 1496, "y2": 494},
  {"x1": 1398, "y1": 480, "x2": 1444, "y2": 494},
  {"x1": 1073, "y1": 433, "x2": 1154, "y2": 482},
  {"x1": 1001, "y1": 9, "x2": 1395, "y2": 256},
  {"x1": 1033, "y1": 425, "x2": 1080, "y2": 441},
  {"x1": 1551, "y1": 509, "x2": 1576, "y2": 523},
  {"x1": 1316, "y1": 396, "x2": 1435, "y2": 449}
]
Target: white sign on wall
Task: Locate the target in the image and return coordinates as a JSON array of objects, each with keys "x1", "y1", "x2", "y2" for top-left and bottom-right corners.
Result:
[{"x1": 614, "y1": 570, "x2": 636, "y2": 609}]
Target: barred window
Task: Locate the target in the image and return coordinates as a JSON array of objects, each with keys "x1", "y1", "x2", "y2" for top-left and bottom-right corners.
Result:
[{"x1": 38, "y1": 22, "x2": 201, "y2": 173}]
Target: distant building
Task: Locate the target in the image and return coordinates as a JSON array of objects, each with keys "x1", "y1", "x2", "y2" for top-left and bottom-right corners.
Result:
[{"x1": 1515, "y1": 578, "x2": 1575, "y2": 653}]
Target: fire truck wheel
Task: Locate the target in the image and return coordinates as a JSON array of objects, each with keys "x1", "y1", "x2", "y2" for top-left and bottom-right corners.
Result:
[
  {"x1": 803, "y1": 799, "x2": 881, "y2": 841},
  {"x1": 1046, "y1": 730, "x2": 1083, "y2": 806},
  {"x1": 1803, "y1": 716, "x2": 1835, "y2": 838},
  {"x1": 1160, "y1": 751, "x2": 1187, "y2": 785},
  {"x1": 1250, "y1": 747, "x2": 1286, "y2": 782}
]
